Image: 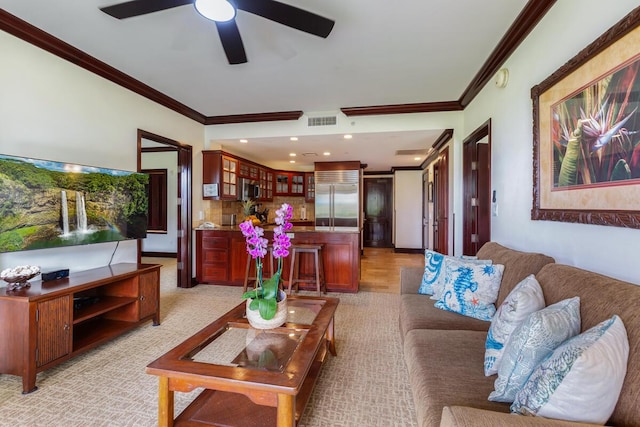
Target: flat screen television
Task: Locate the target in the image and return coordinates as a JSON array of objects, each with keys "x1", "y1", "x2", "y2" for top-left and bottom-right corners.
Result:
[{"x1": 0, "y1": 154, "x2": 149, "y2": 253}]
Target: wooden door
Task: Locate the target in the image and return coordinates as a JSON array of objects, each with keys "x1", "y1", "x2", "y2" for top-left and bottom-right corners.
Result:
[
  {"x1": 177, "y1": 146, "x2": 193, "y2": 287},
  {"x1": 433, "y1": 147, "x2": 449, "y2": 254},
  {"x1": 36, "y1": 296, "x2": 71, "y2": 367},
  {"x1": 363, "y1": 178, "x2": 393, "y2": 247},
  {"x1": 463, "y1": 121, "x2": 491, "y2": 256}
]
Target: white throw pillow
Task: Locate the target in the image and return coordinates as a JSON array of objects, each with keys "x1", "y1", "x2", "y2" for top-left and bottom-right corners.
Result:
[
  {"x1": 489, "y1": 297, "x2": 581, "y2": 402},
  {"x1": 484, "y1": 275, "x2": 545, "y2": 376},
  {"x1": 511, "y1": 315, "x2": 629, "y2": 425},
  {"x1": 433, "y1": 259, "x2": 504, "y2": 321}
]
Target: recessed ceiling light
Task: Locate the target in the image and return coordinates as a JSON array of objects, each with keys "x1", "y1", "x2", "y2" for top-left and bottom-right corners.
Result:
[
  {"x1": 414, "y1": 157, "x2": 421, "y2": 161},
  {"x1": 323, "y1": 152, "x2": 331, "y2": 156},
  {"x1": 289, "y1": 160, "x2": 296, "y2": 163},
  {"x1": 290, "y1": 137, "x2": 298, "y2": 141},
  {"x1": 289, "y1": 153, "x2": 296, "y2": 157},
  {"x1": 239, "y1": 139, "x2": 248, "y2": 143},
  {"x1": 343, "y1": 134, "x2": 353, "y2": 139}
]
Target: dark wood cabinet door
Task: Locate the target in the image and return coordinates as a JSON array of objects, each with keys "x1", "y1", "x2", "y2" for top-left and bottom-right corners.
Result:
[
  {"x1": 139, "y1": 270, "x2": 159, "y2": 320},
  {"x1": 36, "y1": 296, "x2": 71, "y2": 367}
]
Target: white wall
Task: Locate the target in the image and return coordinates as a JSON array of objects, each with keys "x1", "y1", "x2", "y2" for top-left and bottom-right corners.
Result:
[
  {"x1": 463, "y1": 0, "x2": 640, "y2": 283},
  {"x1": 141, "y1": 151, "x2": 179, "y2": 254},
  {"x1": 394, "y1": 170, "x2": 423, "y2": 249},
  {"x1": 0, "y1": 32, "x2": 204, "y2": 273}
]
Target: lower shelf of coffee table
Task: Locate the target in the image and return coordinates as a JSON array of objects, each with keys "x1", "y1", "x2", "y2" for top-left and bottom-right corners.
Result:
[{"x1": 175, "y1": 344, "x2": 327, "y2": 426}]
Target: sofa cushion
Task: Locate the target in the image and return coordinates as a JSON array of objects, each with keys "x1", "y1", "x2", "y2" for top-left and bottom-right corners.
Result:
[
  {"x1": 511, "y1": 315, "x2": 628, "y2": 424},
  {"x1": 399, "y1": 294, "x2": 490, "y2": 339},
  {"x1": 489, "y1": 297, "x2": 581, "y2": 403},
  {"x1": 404, "y1": 329, "x2": 510, "y2": 427},
  {"x1": 475, "y1": 242, "x2": 554, "y2": 307},
  {"x1": 484, "y1": 274, "x2": 545, "y2": 376},
  {"x1": 434, "y1": 261, "x2": 504, "y2": 321},
  {"x1": 536, "y1": 264, "x2": 640, "y2": 426}
]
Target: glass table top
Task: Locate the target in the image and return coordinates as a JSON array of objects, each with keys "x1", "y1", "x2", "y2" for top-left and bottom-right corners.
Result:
[{"x1": 181, "y1": 298, "x2": 325, "y2": 372}]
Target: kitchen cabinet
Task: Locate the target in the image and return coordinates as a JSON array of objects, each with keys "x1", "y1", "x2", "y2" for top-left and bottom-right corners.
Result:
[
  {"x1": 275, "y1": 171, "x2": 305, "y2": 196},
  {"x1": 305, "y1": 172, "x2": 315, "y2": 202},
  {"x1": 196, "y1": 231, "x2": 230, "y2": 283},
  {"x1": 196, "y1": 228, "x2": 359, "y2": 292},
  {"x1": 0, "y1": 263, "x2": 160, "y2": 393},
  {"x1": 239, "y1": 162, "x2": 259, "y2": 180},
  {"x1": 258, "y1": 168, "x2": 274, "y2": 201},
  {"x1": 202, "y1": 151, "x2": 238, "y2": 200}
]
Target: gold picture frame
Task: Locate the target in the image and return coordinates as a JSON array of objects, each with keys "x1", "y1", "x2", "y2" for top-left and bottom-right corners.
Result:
[{"x1": 532, "y1": 6, "x2": 640, "y2": 228}]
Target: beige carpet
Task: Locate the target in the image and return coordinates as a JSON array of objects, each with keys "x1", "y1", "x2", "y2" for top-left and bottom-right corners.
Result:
[{"x1": 0, "y1": 262, "x2": 417, "y2": 427}]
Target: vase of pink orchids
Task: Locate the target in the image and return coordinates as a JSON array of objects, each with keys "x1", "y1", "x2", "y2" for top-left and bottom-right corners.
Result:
[{"x1": 240, "y1": 203, "x2": 293, "y2": 329}]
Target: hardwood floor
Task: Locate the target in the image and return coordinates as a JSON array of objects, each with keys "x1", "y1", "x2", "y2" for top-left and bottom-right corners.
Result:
[
  {"x1": 145, "y1": 248, "x2": 424, "y2": 294},
  {"x1": 359, "y1": 248, "x2": 424, "y2": 294}
]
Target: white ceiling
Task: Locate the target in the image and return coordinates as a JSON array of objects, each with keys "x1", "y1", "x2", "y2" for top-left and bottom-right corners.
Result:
[{"x1": 1, "y1": 0, "x2": 530, "y2": 171}]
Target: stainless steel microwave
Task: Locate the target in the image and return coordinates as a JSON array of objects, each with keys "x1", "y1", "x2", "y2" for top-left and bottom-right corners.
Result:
[{"x1": 238, "y1": 178, "x2": 260, "y2": 201}]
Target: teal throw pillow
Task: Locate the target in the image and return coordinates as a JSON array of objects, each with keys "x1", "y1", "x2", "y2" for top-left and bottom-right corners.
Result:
[
  {"x1": 489, "y1": 297, "x2": 581, "y2": 403},
  {"x1": 484, "y1": 274, "x2": 545, "y2": 376}
]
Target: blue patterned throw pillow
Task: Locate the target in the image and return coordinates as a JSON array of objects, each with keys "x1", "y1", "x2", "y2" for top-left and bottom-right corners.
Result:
[
  {"x1": 511, "y1": 315, "x2": 628, "y2": 424},
  {"x1": 489, "y1": 297, "x2": 581, "y2": 403},
  {"x1": 484, "y1": 275, "x2": 545, "y2": 376},
  {"x1": 433, "y1": 259, "x2": 504, "y2": 321},
  {"x1": 418, "y1": 250, "x2": 492, "y2": 297},
  {"x1": 418, "y1": 250, "x2": 446, "y2": 295}
]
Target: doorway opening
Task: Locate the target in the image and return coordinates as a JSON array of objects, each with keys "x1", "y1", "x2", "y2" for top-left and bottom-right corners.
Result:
[
  {"x1": 363, "y1": 177, "x2": 393, "y2": 248},
  {"x1": 137, "y1": 130, "x2": 193, "y2": 288}
]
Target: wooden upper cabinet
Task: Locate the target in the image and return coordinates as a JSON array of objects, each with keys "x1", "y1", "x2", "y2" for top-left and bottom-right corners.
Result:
[
  {"x1": 259, "y1": 168, "x2": 274, "y2": 201},
  {"x1": 305, "y1": 172, "x2": 315, "y2": 202},
  {"x1": 202, "y1": 151, "x2": 237, "y2": 200},
  {"x1": 275, "y1": 171, "x2": 305, "y2": 196},
  {"x1": 239, "y1": 162, "x2": 259, "y2": 180}
]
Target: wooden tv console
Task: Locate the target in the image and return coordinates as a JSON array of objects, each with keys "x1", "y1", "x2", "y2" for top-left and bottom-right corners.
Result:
[{"x1": 0, "y1": 263, "x2": 161, "y2": 393}]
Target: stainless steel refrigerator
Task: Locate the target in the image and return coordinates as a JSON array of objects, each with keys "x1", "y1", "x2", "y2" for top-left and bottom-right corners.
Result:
[{"x1": 315, "y1": 169, "x2": 359, "y2": 230}]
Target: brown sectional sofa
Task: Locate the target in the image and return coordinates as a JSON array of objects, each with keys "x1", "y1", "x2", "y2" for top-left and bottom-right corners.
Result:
[{"x1": 400, "y1": 242, "x2": 640, "y2": 427}]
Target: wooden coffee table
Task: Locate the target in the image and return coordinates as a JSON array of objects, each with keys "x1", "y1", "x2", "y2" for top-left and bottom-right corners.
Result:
[{"x1": 146, "y1": 295, "x2": 339, "y2": 427}]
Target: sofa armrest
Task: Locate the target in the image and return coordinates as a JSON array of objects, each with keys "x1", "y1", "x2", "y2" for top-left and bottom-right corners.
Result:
[
  {"x1": 400, "y1": 266, "x2": 423, "y2": 294},
  {"x1": 440, "y1": 406, "x2": 601, "y2": 427}
]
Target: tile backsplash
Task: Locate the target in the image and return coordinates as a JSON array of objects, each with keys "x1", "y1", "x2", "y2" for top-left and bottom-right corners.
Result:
[{"x1": 203, "y1": 197, "x2": 314, "y2": 226}]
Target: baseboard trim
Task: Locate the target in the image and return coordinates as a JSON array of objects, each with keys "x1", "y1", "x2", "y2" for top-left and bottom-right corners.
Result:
[
  {"x1": 394, "y1": 248, "x2": 423, "y2": 254},
  {"x1": 141, "y1": 251, "x2": 177, "y2": 258}
]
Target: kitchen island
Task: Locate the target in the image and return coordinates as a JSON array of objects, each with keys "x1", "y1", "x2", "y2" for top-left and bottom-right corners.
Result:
[{"x1": 195, "y1": 226, "x2": 360, "y2": 292}]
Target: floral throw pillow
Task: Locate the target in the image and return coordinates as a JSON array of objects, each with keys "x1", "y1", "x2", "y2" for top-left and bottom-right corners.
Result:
[
  {"x1": 511, "y1": 315, "x2": 628, "y2": 424},
  {"x1": 433, "y1": 259, "x2": 504, "y2": 321},
  {"x1": 484, "y1": 275, "x2": 545, "y2": 376},
  {"x1": 489, "y1": 297, "x2": 581, "y2": 403}
]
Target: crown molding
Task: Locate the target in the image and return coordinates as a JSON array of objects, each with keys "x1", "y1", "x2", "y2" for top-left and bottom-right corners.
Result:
[{"x1": 204, "y1": 111, "x2": 304, "y2": 125}]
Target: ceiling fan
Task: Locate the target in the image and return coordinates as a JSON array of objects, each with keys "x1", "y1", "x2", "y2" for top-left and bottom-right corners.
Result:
[{"x1": 100, "y1": 0, "x2": 335, "y2": 65}]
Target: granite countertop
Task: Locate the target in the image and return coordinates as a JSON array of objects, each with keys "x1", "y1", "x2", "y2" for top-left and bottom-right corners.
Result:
[{"x1": 194, "y1": 224, "x2": 359, "y2": 233}]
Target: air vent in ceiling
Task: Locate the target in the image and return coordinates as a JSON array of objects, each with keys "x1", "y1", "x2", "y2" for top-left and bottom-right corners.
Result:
[
  {"x1": 395, "y1": 149, "x2": 430, "y2": 156},
  {"x1": 302, "y1": 152, "x2": 318, "y2": 157},
  {"x1": 308, "y1": 116, "x2": 337, "y2": 127}
]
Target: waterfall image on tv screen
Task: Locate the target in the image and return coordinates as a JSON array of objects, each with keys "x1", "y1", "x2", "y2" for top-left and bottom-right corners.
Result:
[{"x1": 0, "y1": 154, "x2": 149, "y2": 253}]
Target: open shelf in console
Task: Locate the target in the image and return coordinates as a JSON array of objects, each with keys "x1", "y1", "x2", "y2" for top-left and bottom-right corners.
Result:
[
  {"x1": 72, "y1": 317, "x2": 139, "y2": 353},
  {"x1": 73, "y1": 296, "x2": 137, "y2": 324}
]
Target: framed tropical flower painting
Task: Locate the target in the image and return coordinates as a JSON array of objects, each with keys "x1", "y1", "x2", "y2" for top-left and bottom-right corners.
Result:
[{"x1": 532, "y1": 6, "x2": 640, "y2": 229}]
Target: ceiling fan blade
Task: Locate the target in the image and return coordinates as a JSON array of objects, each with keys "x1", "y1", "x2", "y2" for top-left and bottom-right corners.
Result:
[
  {"x1": 235, "y1": 0, "x2": 334, "y2": 38},
  {"x1": 100, "y1": 0, "x2": 194, "y2": 19},
  {"x1": 215, "y1": 20, "x2": 248, "y2": 64}
]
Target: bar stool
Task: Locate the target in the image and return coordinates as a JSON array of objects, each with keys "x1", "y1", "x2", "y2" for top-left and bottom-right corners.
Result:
[
  {"x1": 287, "y1": 244, "x2": 326, "y2": 296},
  {"x1": 243, "y1": 246, "x2": 275, "y2": 292}
]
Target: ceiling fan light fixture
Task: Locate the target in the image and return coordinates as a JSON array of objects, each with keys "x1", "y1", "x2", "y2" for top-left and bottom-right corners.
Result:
[{"x1": 194, "y1": 0, "x2": 236, "y2": 22}]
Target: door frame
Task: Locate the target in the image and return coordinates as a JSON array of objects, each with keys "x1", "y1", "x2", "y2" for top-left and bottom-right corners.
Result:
[
  {"x1": 137, "y1": 130, "x2": 193, "y2": 288},
  {"x1": 462, "y1": 119, "x2": 492, "y2": 255}
]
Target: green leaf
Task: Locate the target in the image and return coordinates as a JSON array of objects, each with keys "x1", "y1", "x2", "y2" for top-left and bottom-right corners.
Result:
[
  {"x1": 261, "y1": 273, "x2": 280, "y2": 300},
  {"x1": 242, "y1": 290, "x2": 258, "y2": 300},
  {"x1": 258, "y1": 297, "x2": 277, "y2": 320},
  {"x1": 558, "y1": 127, "x2": 581, "y2": 187},
  {"x1": 611, "y1": 159, "x2": 631, "y2": 181},
  {"x1": 249, "y1": 298, "x2": 259, "y2": 311}
]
